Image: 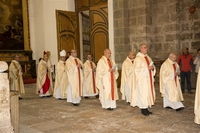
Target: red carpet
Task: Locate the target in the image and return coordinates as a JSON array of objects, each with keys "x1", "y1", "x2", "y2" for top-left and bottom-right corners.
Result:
[{"x1": 23, "y1": 78, "x2": 36, "y2": 84}]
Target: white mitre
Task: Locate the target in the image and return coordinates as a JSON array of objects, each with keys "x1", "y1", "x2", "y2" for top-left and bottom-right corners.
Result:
[{"x1": 60, "y1": 50, "x2": 66, "y2": 57}]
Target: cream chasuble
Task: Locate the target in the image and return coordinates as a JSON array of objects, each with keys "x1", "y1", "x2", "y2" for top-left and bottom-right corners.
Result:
[
  {"x1": 53, "y1": 60, "x2": 69, "y2": 99},
  {"x1": 36, "y1": 60, "x2": 53, "y2": 95},
  {"x1": 83, "y1": 60, "x2": 98, "y2": 96},
  {"x1": 130, "y1": 52, "x2": 156, "y2": 108},
  {"x1": 194, "y1": 68, "x2": 200, "y2": 124},
  {"x1": 120, "y1": 57, "x2": 134, "y2": 102},
  {"x1": 66, "y1": 56, "x2": 83, "y2": 99},
  {"x1": 160, "y1": 58, "x2": 183, "y2": 102},
  {"x1": 96, "y1": 56, "x2": 119, "y2": 108},
  {"x1": 9, "y1": 60, "x2": 25, "y2": 94}
]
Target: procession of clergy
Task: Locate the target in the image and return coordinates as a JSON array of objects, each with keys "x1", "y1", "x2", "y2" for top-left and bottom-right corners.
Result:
[{"x1": 8, "y1": 43, "x2": 200, "y2": 125}]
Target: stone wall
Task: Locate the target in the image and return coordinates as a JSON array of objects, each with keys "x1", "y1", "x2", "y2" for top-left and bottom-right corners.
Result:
[
  {"x1": 114, "y1": 0, "x2": 200, "y2": 68},
  {"x1": 178, "y1": 0, "x2": 200, "y2": 54},
  {"x1": 114, "y1": 0, "x2": 131, "y2": 68},
  {"x1": 0, "y1": 61, "x2": 13, "y2": 133}
]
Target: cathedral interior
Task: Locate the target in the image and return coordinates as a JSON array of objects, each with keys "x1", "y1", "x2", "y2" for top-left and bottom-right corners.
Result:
[{"x1": 0, "y1": 0, "x2": 200, "y2": 132}]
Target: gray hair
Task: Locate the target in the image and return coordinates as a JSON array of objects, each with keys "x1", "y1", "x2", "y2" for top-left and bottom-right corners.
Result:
[{"x1": 169, "y1": 53, "x2": 176, "y2": 58}]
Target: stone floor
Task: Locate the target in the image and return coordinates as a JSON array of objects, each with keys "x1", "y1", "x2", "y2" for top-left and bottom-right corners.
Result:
[{"x1": 19, "y1": 84, "x2": 200, "y2": 133}]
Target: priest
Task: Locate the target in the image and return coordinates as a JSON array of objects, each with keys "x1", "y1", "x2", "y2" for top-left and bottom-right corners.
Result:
[
  {"x1": 160, "y1": 53, "x2": 184, "y2": 111},
  {"x1": 36, "y1": 51, "x2": 53, "y2": 97},
  {"x1": 53, "y1": 50, "x2": 69, "y2": 99},
  {"x1": 66, "y1": 49, "x2": 83, "y2": 106},
  {"x1": 83, "y1": 54, "x2": 98, "y2": 98},
  {"x1": 9, "y1": 54, "x2": 25, "y2": 99},
  {"x1": 96, "y1": 49, "x2": 119, "y2": 110},
  {"x1": 120, "y1": 51, "x2": 135, "y2": 103},
  {"x1": 130, "y1": 43, "x2": 156, "y2": 116}
]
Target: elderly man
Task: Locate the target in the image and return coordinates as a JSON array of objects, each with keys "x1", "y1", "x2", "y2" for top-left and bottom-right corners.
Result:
[
  {"x1": 36, "y1": 51, "x2": 53, "y2": 97},
  {"x1": 9, "y1": 54, "x2": 25, "y2": 99},
  {"x1": 160, "y1": 53, "x2": 184, "y2": 111},
  {"x1": 96, "y1": 49, "x2": 119, "y2": 110},
  {"x1": 83, "y1": 54, "x2": 98, "y2": 98},
  {"x1": 53, "y1": 50, "x2": 69, "y2": 99},
  {"x1": 194, "y1": 68, "x2": 200, "y2": 124},
  {"x1": 130, "y1": 43, "x2": 156, "y2": 116},
  {"x1": 66, "y1": 49, "x2": 83, "y2": 106},
  {"x1": 120, "y1": 51, "x2": 135, "y2": 103}
]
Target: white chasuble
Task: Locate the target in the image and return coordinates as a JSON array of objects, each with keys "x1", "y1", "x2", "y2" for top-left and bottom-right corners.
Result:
[
  {"x1": 120, "y1": 57, "x2": 134, "y2": 102},
  {"x1": 194, "y1": 68, "x2": 200, "y2": 124},
  {"x1": 83, "y1": 60, "x2": 98, "y2": 96},
  {"x1": 66, "y1": 56, "x2": 83, "y2": 103},
  {"x1": 53, "y1": 60, "x2": 69, "y2": 99},
  {"x1": 130, "y1": 52, "x2": 156, "y2": 109},
  {"x1": 96, "y1": 56, "x2": 119, "y2": 108}
]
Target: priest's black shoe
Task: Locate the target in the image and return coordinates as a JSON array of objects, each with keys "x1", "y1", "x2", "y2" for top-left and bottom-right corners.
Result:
[
  {"x1": 176, "y1": 107, "x2": 184, "y2": 111},
  {"x1": 95, "y1": 95, "x2": 99, "y2": 98},
  {"x1": 106, "y1": 108, "x2": 113, "y2": 111},
  {"x1": 141, "y1": 109, "x2": 149, "y2": 116},
  {"x1": 147, "y1": 110, "x2": 152, "y2": 115},
  {"x1": 165, "y1": 106, "x2": 173, "y2": 109},
  {"x1": 72, "y1": 103, "x2": 79, "y2": 106}
]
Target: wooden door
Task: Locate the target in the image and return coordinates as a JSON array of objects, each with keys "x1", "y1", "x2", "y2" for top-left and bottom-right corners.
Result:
[
  {"x1": 56, "y1": 10, "x2": 80, "y2": 59},
  {"x1": 90, "y1": 4, "x2": 108, "y2": 62}
]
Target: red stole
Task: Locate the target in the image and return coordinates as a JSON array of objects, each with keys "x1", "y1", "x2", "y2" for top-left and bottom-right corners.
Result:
[
  {"x1": 74, "y1": 59, "x2": 81, "y2": 96},
  {"x1": 90, "y1": 61, "x2": 96, "y2": 93},
  {"x1": 41, "y1": 73, "x2": 50, "y2": 94},
  {"x1": 173, "y1": 64, "x2": 177, "y2": 86},
  {"x1": 144, "y1": 56, "x2": 154, "y2": 103},
  {"x1": 107, "y1": 58, "x2": 115, "y2": 100}
]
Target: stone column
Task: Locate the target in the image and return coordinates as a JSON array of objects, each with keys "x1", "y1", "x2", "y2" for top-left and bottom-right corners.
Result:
[
  {"x1": 0, "y1": 61, "x2": 13, "y2": 133},
  {"x1": 114, "y1": 0, "x2": 131, "y2": 68}
]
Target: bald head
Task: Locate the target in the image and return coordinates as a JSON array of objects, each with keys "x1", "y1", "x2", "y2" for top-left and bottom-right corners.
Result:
[
  {"x1": 128, "y1": 51, "x2": 135, "y2": 60},
  {"x1": 169, "y1": 53, "x2": 177, "y2": 62},
  {"x1": 104, "y1": 49, "x2": 111, "y2": 59},
  {"x1": 139, "y1": 43, "x2": 148, "y2": 54}
]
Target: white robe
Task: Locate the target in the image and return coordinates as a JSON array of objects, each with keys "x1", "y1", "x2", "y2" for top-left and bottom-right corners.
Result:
[
  {"x1": 120, "y1": 57, "x2": 134, "y2": 102},
  {"x1": 194, "y1": 68, "x2": 200, "y2": 124},
  {"x1": 83, "y1": 60, "x2": 98, "y2": 97},
  {"x1": 96, "y1": 56, "x2": 119, "y2": 109},
  {"x1": 53, "y1": 60, "x2": 68, "y2": 99},
  {"x1": 66, "y1": 56, "x2": 83, "y2": 104},
  {"x1": 160, "y1": 58, "x2": 184, "y2": 109},
  {"x1": 130, "y1": 52, "x2": 156, "y2": 109}
]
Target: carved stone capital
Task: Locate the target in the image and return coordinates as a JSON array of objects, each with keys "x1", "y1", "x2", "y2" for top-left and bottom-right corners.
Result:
[{"x1": 0, "y1": 61, "x2": 8, "y2": 73}]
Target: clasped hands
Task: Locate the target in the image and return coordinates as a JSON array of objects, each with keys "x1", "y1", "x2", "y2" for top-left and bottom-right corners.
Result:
[
  {"x1": 109, "y1": 68, "x2": 115, "y2": 72},
  {"x1": 148, "y1": 66, "x2": 154, "y2": 70},
  {"x1": 76, "y1": 64, "x2": 82, "y2": 68}
]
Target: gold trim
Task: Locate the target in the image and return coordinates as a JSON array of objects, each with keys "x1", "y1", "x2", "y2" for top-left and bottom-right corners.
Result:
[{"x1": 22, "y1": 0, "x2": 31, "y2": 50}]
